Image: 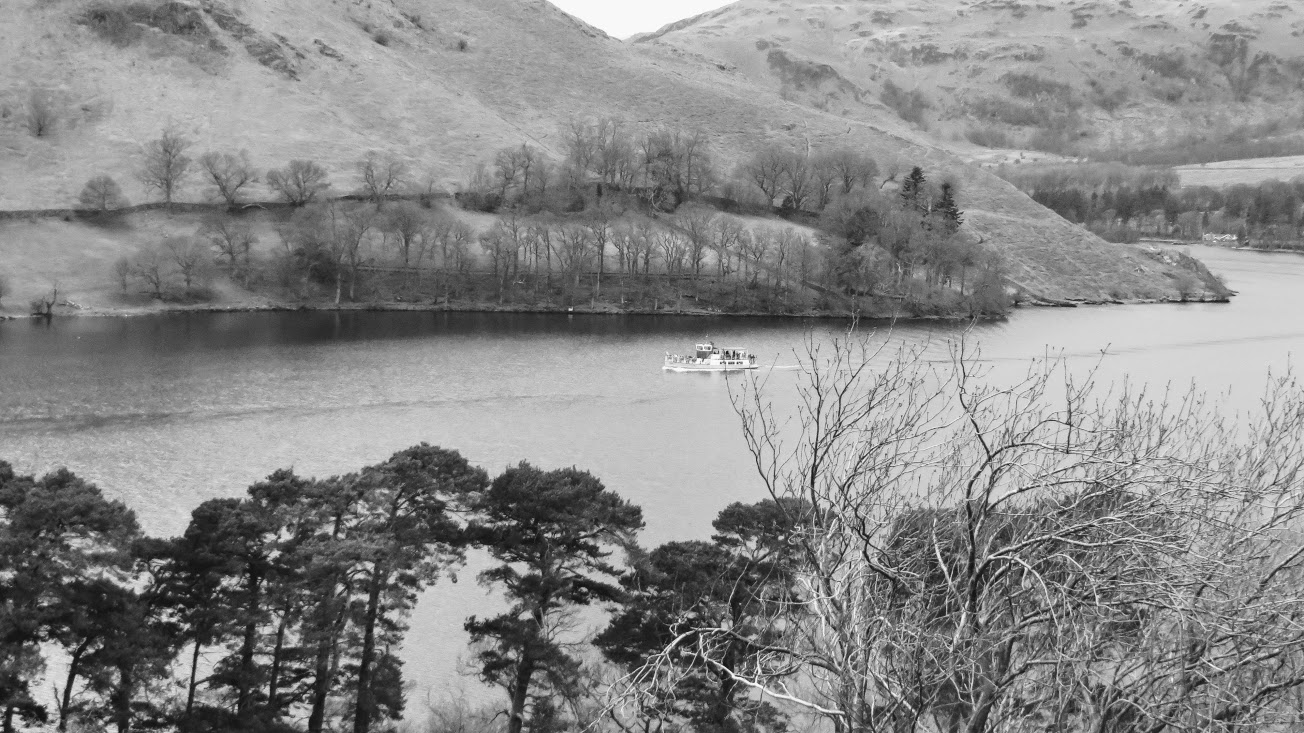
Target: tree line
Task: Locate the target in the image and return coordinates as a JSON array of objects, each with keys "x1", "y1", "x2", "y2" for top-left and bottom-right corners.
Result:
[
  {"x1": 1000, "y1": 163, "x2": 1304, "y2": 246},
  {"x1": 87, "y1": 120, "x2": 1006, "y2": 317},
  {"x1": 0, "y1": 446, "x2": 818, "y2": 733}
]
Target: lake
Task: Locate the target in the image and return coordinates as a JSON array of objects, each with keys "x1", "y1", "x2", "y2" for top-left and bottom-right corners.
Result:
[{"x1": 1, "y1": 244, "x2": 1301, "y2": 710}]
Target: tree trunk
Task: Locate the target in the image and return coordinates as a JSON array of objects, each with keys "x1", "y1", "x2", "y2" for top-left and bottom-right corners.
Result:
[
  {"x1": 507, "y1": 658, "x2": 534, "y2": 733},
  {"x1": 267, "y1": 607, "x2": 290, "y2": 715},
  {"x1": 112, "y1": 664, "x2": 133, "y2": 733},
  {"x1": 308, "y1": 587, "x2": 350, "y2": 733},
  {"x1": 307, "y1": 633, "x2": 334, "y2": 733},
  {"x1": 185, "y1": 639, "x2": 202, "y2": 723},
  {"x1": 236, "y1": 574, "x2": 262, "y2": 720},
  {"x1": 59, "y1": 642, "x2": 90, "y2": 731},
  {"x1": 353, "y1": 566, "x2": 387, "y2": 733}
]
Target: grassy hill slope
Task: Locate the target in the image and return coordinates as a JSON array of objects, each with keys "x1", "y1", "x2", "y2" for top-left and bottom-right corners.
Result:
[
  {"x1": 635, "y1": 0, "x2": 1304, "y2": 159},
  {"x1": 0, "y1": 0, "x2": 1226, "y2": 311}
]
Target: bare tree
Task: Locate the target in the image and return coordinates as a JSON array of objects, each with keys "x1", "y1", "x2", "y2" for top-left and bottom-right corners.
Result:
[
  {"x1": 674, "y1": 209, "x2": 716, "y2": 277},
  {"x1": 334, "y1": 204, "x2": 377, "y2": 301},
  {"x1": 779, "y1": 153, "x2": 813, "y2": 211},
  {"x1": 740, "y1": 147, "x2": 787, "y2": 205},
  {"x1": 25, "y1": 90, "x2": 56, "y2": 137},
  {"x1": 626, "y1": 330, "x2": 1304, "y2": 733},
  {"x1": 810, "y1": 153, "x2": 841, "y2": 211},
  {"x1": 482, "y1": 213, "x2": 527, "y2": 302},
  {"x1": 112, "y1": 257, "x2": 132, "y2": 293},
  {"x1": 711, "y1": 217, "x2": 745, "y2": 278},
  {"x1": 199, "y1": 217, "x2": 257, "y2": 279},
  {"x1": 594, "y1": 118, "x2": 635, "y2": 188},
  {"x1": 266, "y1": 160, "x2": 330, "y2": 206},
  {"x1": 29, "y1": 281, "x2": 59, "y2": 317},
  {"x1": 165, "y1": 236, "x2": 211, "y2": 295},
  {"x1": 133, "y1": 245, "x2": 173, "y2": 299},
  {"x1": 738, "y1": 228, "x2": 769, "y2": 286},
  {"x1": 199, "y1": 151, "x2": 259, "y2": 208},
  {"x1": 555, "y1": 222, "x2": 591, "y2": 301},
  {"x1": 357, "y1": 152, "x2": 409, "y2": 206},
  {"x1": 78, "y1": 175, "x2": 128, "y2": 212},
  {"x1": 654, "y1": 229, "x2": 687, "y2": 277},
  {"x1": 827, "y1": 149, "x2": 879, "y2": 196},
  {"x1": 138, "y1": 126, "x2": 193, "y2": 203},
  {"x1": 564, "y1": 119, "x2": 598, "y2": 180},
  {"x1": 382, "y1": 202, "x2": 432, "y2": 268}
]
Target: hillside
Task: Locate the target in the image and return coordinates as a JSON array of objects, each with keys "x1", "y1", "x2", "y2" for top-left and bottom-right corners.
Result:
[
  {"x1": 0, "y1": 0, "x2": 1226, "y2": 311},
  {"x1": 634, "y1": 0, "x2": 1304, "y2": 160}
]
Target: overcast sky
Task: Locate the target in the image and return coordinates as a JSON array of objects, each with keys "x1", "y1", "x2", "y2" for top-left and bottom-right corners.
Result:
[{"x1": 550, "y1": 0, "x2": 733, "y2": 39}]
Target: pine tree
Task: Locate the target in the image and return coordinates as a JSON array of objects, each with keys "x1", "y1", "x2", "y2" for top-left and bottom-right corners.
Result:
[
  {"x1": 0, "y1": 464, "x2": 139, "y2": 733},
  {"x1": 900, "y1": 166, "x2": 928, "y2": 213},
  {"x1": 936, "y1": 181, "x2": 964, "y2": 236},
  {"x1": 465, "y1": 463, "x2": 643, "y2": 733},
  {"x1": 347, "y1": 445, "x2": 485, "y2": 733},
  {"x1": 596, "y1": 499, "x2": 802, "y2": 733}
]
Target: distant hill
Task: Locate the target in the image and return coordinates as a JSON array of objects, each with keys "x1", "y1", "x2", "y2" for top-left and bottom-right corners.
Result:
[
  {"x1": 634, "y1": 0, "x2": 1304, "y2": 161},
  {"x1": 0, "y1": 0, "x2": 1227, "y2": 307}
]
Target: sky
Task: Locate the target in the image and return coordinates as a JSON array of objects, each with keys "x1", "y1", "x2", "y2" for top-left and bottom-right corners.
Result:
[{"x1": 549, "y1": 0, "x2": 733, "y2": 39}]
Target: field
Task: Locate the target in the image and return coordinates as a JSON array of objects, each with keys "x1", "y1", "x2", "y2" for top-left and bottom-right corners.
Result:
[{"x1": 1176, "y1": 155, "x2": 1304, "y2": 188}]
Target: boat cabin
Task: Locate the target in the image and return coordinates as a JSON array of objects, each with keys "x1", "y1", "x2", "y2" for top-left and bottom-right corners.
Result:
[{"x1": 693, "y1": 343, "x2": 752, "y2": 362}]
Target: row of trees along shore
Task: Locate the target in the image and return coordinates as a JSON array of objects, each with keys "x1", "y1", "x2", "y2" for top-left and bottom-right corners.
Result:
[
  {"x1": 76, "y1": 120, "x2": 1007, "y2": 318},
  {"x1": 7, "y1": 332, "x2": 1304, "y2": 733},
  {"x1": 998, "y1": 162, "x2": 1304, "y2": 247}
]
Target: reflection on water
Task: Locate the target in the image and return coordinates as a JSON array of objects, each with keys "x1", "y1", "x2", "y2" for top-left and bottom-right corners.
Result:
[{"x1": 1, "y1": 245, "x2": 1301, "y2": 706}]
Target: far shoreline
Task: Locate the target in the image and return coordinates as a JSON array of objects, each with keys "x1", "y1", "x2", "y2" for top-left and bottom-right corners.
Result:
[{"x1": 0, "y1": 292, "x2": 1232, "y2": 324}]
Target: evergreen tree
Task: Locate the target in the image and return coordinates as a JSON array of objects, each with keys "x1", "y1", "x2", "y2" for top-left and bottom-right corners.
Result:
[
  {"x1": 465, "y1": 463, "x2": 643, "y2": 733},
  {"x1": 900, "y1": 166, "x2": 928, "y2": 214},
  {"x1": 180, "y1": 497, "x2": 280, "y2": 722},
  {"x1": 596, "y1": 499, "x2": 802, "y2": 733},
  {"x1": 935, "y1": 181, "x2": 964, "y2": 236},
  {"x1": 75, "y1": 566, "x2": 177, "y2": 733},
  {"x1": 346, "y1": 445, "x2": 486, "y2": 733},
  {"x1": 0, "y1": 464, "x2": 138, "y2": 733}
]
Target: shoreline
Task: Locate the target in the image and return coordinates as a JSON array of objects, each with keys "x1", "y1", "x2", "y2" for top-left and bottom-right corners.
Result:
[{"x1": 0, "y1": 292, "x2": 1232, "y2": 323}]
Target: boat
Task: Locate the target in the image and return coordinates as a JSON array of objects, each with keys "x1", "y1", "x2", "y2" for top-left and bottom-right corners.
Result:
[{"x1": 663, "y1": 342, "x2": 758, "y2": 371}]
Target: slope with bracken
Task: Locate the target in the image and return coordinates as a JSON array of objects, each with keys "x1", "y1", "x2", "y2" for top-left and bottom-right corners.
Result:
[
  {"x1": 0, "y1": 0, "x2": 1222, "y2": 309},
  {"x1": 634, "y1": 0, "x2": 1304, "y2": 161}
]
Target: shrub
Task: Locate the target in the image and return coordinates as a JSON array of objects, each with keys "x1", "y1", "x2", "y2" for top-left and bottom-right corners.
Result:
[
  {"x1": 1139, "y1": 50, "x2": 1191, "y2": 80},
  {"x1": 25, "y1": 91, "x2": 56, "y2": 137},
  {"x1": 967, "y1": 96, "x2": 1048, "y2": 127},
  {"x1": 78, "y1": 175, "x2": 128, "y2": 211},
  {"x1": 880, "y1": 79, "x2": 930, "y2": 128},
  {"x1": 456, "y1": 189, "x2": 502, "y2": 213},
  {"x1": 1001, "y1": 72, "x2": 1075, "y2": 105},
  {"x1": 78, "y1": 2, "x2": 209, "y2": 46},
  {"x1": 965, "y1": 125, "x2": 1012, "y2": 148},
  {"x1": 78, "y1": 5, "x2": 144, "y2": 47},
  {"x1": 456, "y1": 38, "x2": 469, "y2": 52},
  {"x1": 1091, "y1": 85, "x2": 1129, "y2": 113},
  {"x1": 372, "y1": 29, "x2": 392, "y2": 46}
]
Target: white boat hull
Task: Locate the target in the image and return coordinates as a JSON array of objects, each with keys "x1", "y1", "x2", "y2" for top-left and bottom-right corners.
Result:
[{"x1": 663, "y1": 361, "x2": 758, "y2": 372}]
